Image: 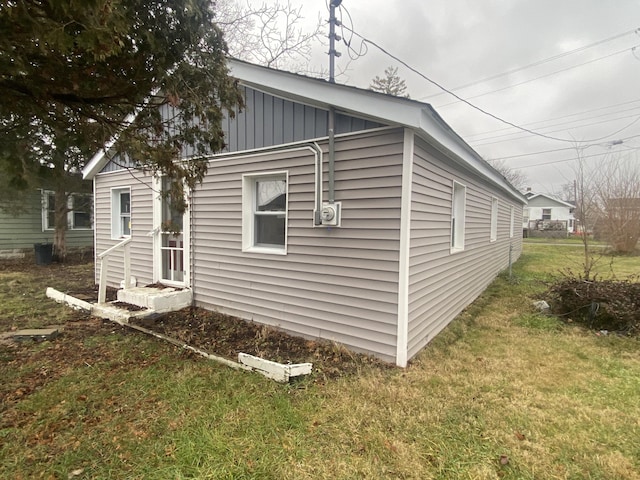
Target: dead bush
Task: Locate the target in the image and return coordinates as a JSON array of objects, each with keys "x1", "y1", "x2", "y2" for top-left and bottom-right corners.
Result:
[{"x1": 547, "y1": 277, "x2": 640, "y2": 335}]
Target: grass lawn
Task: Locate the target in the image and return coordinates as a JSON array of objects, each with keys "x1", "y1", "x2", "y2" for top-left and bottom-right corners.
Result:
[
  {"x1": 1, "y1": 246, "x2": 639, "y2": 479},
  {"x1": 523, "y1": 236, "x2": 607, "y2": 246}
]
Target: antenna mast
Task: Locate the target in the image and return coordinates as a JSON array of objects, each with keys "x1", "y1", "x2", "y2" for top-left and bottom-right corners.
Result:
[{"x1": 328, "y1": 0, "x2": 342, "y2": 83}]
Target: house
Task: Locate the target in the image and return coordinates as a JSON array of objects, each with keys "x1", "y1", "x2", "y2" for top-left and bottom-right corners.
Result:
[
  {"x1": 523, "y1": 191, "x2": 575, "y2": 235},
  {"x1": 82, "y1": 59, "x2": 526, "y2": 367},
  {"x1": 0, "y1": 188, "x2": 93, "y2": 260}
]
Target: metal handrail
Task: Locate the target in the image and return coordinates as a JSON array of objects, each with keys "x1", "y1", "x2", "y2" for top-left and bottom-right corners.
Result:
[{"x1": 97, "y1": 237, "x2": 132, "y2": 303}]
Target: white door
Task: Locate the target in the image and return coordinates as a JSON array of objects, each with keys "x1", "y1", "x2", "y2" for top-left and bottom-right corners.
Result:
[{"x1": 154, "y1": 177, "x2": 189, "y2": 286}]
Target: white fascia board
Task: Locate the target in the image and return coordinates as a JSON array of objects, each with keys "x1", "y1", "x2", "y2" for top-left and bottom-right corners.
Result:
[
  {"x1": 228, "y1": 60, "x2": 425, "y2": 128},
  {"x1": 527, "y1": 193, "x2": 575, "y2": 208},
  {"x1": 82, "y1": 103, "x2": 146, "y2": 180},
  {"x1": 82, "y1": 149, "x2": 107, "y2": 180},
  {"x1": 229, "y1": 60, "x2": 526, "y2": 205}
]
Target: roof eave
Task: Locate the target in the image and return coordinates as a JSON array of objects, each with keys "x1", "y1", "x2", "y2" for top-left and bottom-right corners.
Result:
[{"x1": 230, "y1": 60, "x2": 526, "y2": 204}]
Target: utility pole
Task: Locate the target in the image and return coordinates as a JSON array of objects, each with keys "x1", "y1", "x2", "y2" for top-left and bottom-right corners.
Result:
[{"x1": 328, "y1": 0, "x2": 342, "y2": 83}]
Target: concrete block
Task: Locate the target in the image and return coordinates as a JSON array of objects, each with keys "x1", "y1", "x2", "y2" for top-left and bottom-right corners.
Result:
[{"x1": 11, "y1": 328, "x2": 60, "y2": 342}]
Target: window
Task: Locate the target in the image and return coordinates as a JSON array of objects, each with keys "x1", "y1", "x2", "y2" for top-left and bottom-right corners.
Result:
[
  {"x1": 542, "y1": 208, "x2": 552, "y2": 221},
  {"x1": 451, "y1": 181, "x2": 466, "y2": 252},
  {"x1": 42, "y1": 191, "x2": 93, "y2": 231},
  {"x1": 490, "y1": 197, "x2": 498, "y2": 242},
  {"x1": 242, "y1": 172, "x2": 288, "y2": 254},
  {"x1": 111, "y1": 187, "x2": 131, "y2": 239},
  {"x1": 510, "y1": 206, "x2": 515, "y2": 238},
  {"x1": 43, "y1": 191, "x2": 57, "y2": 230},
  {"x1": 71, "y1": 194, "x2": 92, "y2": 229}
]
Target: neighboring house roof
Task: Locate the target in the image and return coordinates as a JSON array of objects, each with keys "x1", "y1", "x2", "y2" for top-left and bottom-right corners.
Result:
[
  {"x1": 83, "y1": 58, "x2": 526, "y2": 205},
  {"x1": 526, "y1": 193, "x2": 575, "y2": 208}
]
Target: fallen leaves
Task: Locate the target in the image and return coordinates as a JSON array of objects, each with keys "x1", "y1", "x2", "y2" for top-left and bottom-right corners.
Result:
[{"x1": 129, "y1": 306, "x2": 392, "y2": 380}]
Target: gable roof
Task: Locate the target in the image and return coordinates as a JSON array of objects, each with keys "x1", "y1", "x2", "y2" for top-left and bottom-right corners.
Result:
[
  {"x1": 83, "y1": 58, "x2": 526, "y2": 204},
  {"x1": 526, "y1": 193, "x2": 575, "y2": 208}
]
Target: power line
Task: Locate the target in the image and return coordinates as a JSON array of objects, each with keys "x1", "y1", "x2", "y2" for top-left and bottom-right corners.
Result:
[
  {"x1": 463, "y1": 98, "x2": 640, "y2": 139},
  {"x1": 419, "y1": 27, "x2": 640, "y2": 101},
  {"x1": 339, "y1": 24, "x2": 640, "y2": 145},
  {"x1": 472, "y1": 114, "x2": 640, "y2": 147},
  {"x1": 436, "y1": 44, "x2": 640, "y2": 108},
  {"x1": 470, "y1": 107, "x2": 640, "y2": 143},
  {"x1": 339, "y1": 3, "x2": 368, "y2": 61},
  {"x1": 516, "y1": 147, "x2": 638, "y2": 169},
  {"x1": 468, "y1": 105, "x2": 640, "y2": 143},
  {"x1": 488, "y1": 133, "x2": 640, "y2": 161},
  {"x1": 471, "y1": 111, "x2": 640, "y2": 145}
]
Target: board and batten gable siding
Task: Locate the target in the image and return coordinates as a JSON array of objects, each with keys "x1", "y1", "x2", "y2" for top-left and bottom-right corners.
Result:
[
  {"x1": 93, "y1": 170, "x2": 155, "y2": 287},
  {"x1": 406, "y1": 137, "x2": 523, "y2": 359},
  {"x1": 191, "y1": 128, "x2": 404, "y2": 362},
  {"x1": 223, "y1": 87, "x2": 385, "y2": 153},
  {"x1": 0, "y1": 190, "x2": 93, "y2": 252},
  {"x1": 99, "y1": 86, "x2": 385, "y2": 174}
]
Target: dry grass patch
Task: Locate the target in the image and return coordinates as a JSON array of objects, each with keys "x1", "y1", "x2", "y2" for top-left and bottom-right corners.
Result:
[{"x1": 1, "y1": 245, "x2": 639, "y2": 479}]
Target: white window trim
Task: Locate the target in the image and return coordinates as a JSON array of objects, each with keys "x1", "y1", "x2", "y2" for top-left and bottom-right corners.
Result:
[
  {"x1": 490, "y1": 196, "x2": 498, "y2": 242},
  {"x1": 42, "y1": 190, "x2": 93, "y2": 231},
  {"x1": 450, "y1": 180, "x2": 466, "y2": 253},
  {"x1": 510, "y1": 206, "x2": 515, "y2": 238},
  {"x1": 42, "y1": 190, "x2": 57, "y2": 231},
  {"x1": 242, "y1": 171, "x2": 288, "y2": 255},
  {"x1": 111, "y1": 186, "x2": 132, "y2": 240},
  {"x1": 69, "y1": 193, "x2": 93, "y2": 230}
]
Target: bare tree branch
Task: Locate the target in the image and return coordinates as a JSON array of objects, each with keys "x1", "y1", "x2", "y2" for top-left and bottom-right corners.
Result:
[
  {"x1": 215, "y1": 0, "x2": 325, "y2": 72},
  {"x1": 485, "y1": 159, "x2": 528, "y2": 192}
]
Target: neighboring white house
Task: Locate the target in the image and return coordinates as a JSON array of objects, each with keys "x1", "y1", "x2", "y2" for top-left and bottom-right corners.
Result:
[
  {"x1": 523, "y1": 191, "x2": 575, "y2": 233},
  {"x1": 83, "y1": 59, "x2": 526, "y2": 367}
]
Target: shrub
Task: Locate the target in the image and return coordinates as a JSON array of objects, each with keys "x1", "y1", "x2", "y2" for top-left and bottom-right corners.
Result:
[{"x1": 547, "y1": 278, "x2": 640, "y2": 335}]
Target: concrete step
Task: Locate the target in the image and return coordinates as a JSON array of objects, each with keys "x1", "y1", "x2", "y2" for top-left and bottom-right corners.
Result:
[
  {"x1": 91, "y1": 302, "x2": 155, "y2": 324},
  {"x1": 117, "y1": 287, "x2": 192, "y2": 313}
]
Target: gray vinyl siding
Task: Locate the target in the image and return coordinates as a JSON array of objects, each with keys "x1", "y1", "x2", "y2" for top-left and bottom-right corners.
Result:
[
  {"x1": 221, "y1": 87, "x2": 385, "y2": 153},
  {"x1": 100, "y1": 155, "x2": 137, "y2": 174},
  {"x1": 406, "y1": 137, "x2": 523, "y2": 359},
  {"x1": 0, "y1": 190, "x2": 93, "y2": 252},
  {"x1": 100, "y1": 86, "x2": 385, "y2": 173},
  {"x1": 93, "y1": 170, "x2": 155, "y2": 287},
  {"x1": 192, "y1": 128, "x2": 404, "y2": 362}
]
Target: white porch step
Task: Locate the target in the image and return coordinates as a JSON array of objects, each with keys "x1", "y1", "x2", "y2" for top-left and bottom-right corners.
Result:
[
  {"x1": 92, "y1": 302, "x2": 154, "y2": 324},
  {"x1": 117, "y1": 287, "x2": 192, "y2": 313}
]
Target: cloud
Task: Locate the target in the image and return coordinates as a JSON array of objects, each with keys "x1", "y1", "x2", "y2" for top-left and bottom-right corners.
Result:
[{"x1": 300, "y1": 0, "x2": 640, "y2": 192}]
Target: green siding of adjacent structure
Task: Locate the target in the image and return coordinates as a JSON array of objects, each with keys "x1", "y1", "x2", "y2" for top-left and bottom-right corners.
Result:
[{"x1": 0, "y1": 190, "x2": 93, "y2": 256}]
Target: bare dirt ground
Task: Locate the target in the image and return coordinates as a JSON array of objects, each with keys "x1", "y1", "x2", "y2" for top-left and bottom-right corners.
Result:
[
  {"x1": 130, "y1": 307, "x2": 389, "y2": 378},
  {"x1": 0, "y1": 257, "x2": 390, "y2": 402}
]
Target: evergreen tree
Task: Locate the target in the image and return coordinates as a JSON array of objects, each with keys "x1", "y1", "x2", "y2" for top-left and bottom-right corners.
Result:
[
  {"x1": 370, "y1": 66, "x2": 409, "y2": 97},
  {"x1": 0, "y1": 0, "x2": 243, "y2": 259}
]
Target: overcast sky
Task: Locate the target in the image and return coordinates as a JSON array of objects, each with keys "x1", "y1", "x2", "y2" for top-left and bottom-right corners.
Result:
[{"x1": 282, "y1": 0, "x2": 640, "y2": 197}]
